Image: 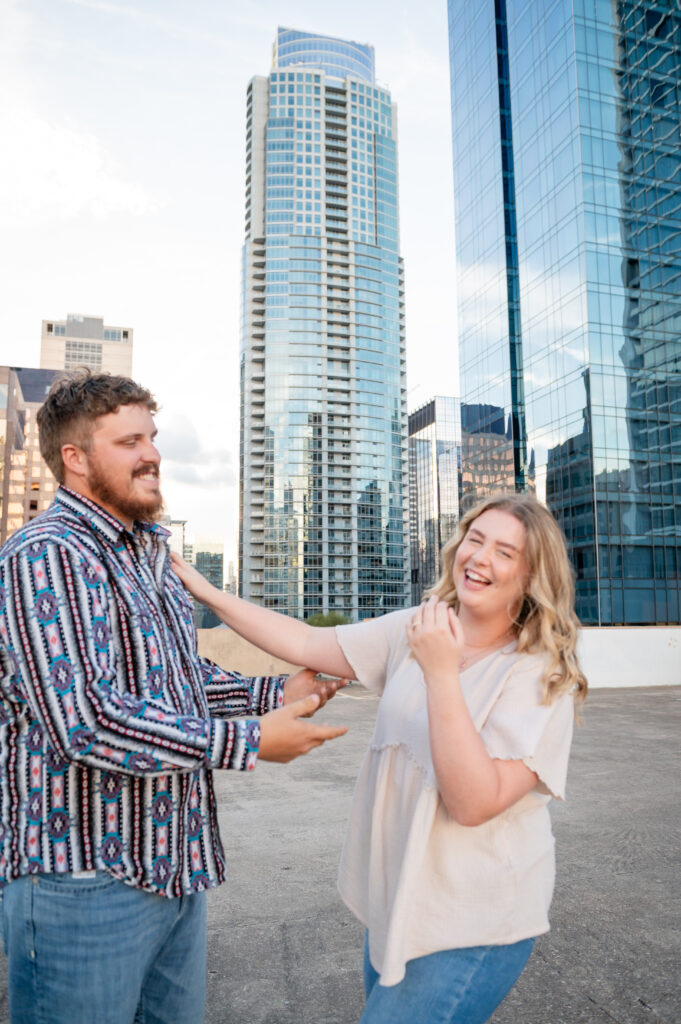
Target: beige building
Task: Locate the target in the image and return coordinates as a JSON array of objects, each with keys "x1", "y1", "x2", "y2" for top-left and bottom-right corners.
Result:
[
  {"x1": 41, "y1": 313, "x2": 133, "y2": 376},
  {"x1": 0, "y1": 312, "x2": 135, "y2": 545}
]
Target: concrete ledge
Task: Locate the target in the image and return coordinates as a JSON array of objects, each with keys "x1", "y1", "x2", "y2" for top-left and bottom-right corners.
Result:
[
  {"x1": 578, "y1": 626, "x2": 681, "y2": 687},
  {"x1": 199, "y1": 624, "x2": 681, "y2": 689}
]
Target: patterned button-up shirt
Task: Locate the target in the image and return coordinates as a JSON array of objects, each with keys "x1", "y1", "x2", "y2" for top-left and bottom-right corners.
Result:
[{"x1": 0, "y1": 487, "x2": 284, "y2": 896}]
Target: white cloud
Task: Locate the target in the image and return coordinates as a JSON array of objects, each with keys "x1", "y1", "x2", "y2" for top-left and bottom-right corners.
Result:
[
  {"x1": 0, "y1": 102, "x2": 161, "y2": 227},
  {"x1": 157, "y1": 412, "x2": 237, "y2": 489}
]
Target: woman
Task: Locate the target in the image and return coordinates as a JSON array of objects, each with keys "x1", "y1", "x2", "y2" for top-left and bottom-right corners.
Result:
[{"x1": 172, "y1": 493, "x2": 587, "y2": 1023}]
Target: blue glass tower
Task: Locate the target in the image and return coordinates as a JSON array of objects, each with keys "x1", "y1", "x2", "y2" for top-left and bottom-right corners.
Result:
[
  {"x1": 449, "y1": 0, "x2": 681, "y2": 625},
  {"x1": 239, "y1": 28, "x2": 409, "y2": 620}
]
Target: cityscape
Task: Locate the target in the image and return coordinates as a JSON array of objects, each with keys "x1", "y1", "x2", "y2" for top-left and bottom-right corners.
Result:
[{"x1": 1, "y1": 2, "x2": 680, "y2": 631}]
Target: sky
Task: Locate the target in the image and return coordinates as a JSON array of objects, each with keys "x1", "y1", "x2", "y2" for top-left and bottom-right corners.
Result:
[{"x1": 0, "y1": 0, "x2": 458, "y2": 562}]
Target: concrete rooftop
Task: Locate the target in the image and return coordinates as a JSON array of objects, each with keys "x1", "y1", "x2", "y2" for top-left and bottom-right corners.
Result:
[{"x1": 0, "y1": 684, "x2": 678, "y2": 1023}]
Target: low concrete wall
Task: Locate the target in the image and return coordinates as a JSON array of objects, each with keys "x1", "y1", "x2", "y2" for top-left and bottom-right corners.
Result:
[
  {"x1": 578, "y1": 626, "x2": 681, "y2": 688},
  {"x1": 197, "y1": 628, "x2": 300, "y2": 676},
  {"x1": 199, "y1": 625, "x2": 681, "y2": 689}
]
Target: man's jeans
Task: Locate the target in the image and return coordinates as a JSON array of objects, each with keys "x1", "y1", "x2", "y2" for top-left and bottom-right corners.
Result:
[{"x1": 0, "y1": 871, "x2": 206, "y2": 1024}]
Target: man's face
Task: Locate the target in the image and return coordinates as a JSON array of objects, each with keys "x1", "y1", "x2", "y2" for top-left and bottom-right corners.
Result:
[{"x1": 78, "y1": 404, "x2": 163, "y2": 527}]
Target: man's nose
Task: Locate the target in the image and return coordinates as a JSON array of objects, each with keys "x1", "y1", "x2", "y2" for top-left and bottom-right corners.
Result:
[{"x1": 142, "y1": 440, "x2": 161, "y2": 464}]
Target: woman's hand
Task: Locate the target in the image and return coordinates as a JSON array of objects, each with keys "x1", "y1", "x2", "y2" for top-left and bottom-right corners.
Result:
[
  {"x1": 283, "y1": 668, "x2": 348, "y2": 710},
  {"x1": 406, "y1": 595, "x2": 465, "y2": 685},
  {"x1": 170, "y1": 551, "x2": 220, "y2": 606}
]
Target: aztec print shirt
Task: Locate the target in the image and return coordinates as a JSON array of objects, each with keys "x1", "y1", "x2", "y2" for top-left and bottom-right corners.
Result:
[{"x1": 0, "y1": 487, "x2": 284, "y2": 896}]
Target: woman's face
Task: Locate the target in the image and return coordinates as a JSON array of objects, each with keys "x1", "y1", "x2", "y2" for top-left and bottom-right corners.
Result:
[{"x1": 452, "y1": 508, "x2": 529, "y2": 624}]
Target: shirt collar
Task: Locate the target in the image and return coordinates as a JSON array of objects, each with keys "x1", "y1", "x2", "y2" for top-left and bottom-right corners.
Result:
[{"x1": 55, "y1": 486, "x2": 170, "y2": 544}]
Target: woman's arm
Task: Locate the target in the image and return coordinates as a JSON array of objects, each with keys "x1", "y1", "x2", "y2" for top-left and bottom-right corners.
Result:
[
  {"x1": 170, "y1": 553, "x2": 355, "y2": 680},
  {"x1": 407, "y1": 597, "x2": 538, "y2": 827}
]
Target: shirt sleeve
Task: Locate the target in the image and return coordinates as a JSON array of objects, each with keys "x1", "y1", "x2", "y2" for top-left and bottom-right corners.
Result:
[
  {"x1": 162, "y1": 563, "x2": 285, "y2": 718},
  {"x1": 0, "y1": 540, "x2": 263, "y2": 776},
  {"x1": 335, "y1": 608, "x2": 414, "y2": 695},
  {"x1": 479, "y1": 654, "x2": 575, "y2": 800},
  {"x1": 202, "y1": 661, "x2": 286, "y2": 716}
]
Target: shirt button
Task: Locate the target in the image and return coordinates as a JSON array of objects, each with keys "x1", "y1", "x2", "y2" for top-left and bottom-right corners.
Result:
[{"x1": 32, "y1": 877, "x2": 38, "y2": 886}]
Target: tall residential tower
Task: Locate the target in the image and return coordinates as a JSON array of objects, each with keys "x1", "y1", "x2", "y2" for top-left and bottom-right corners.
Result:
[
  {"x1": 239, "y1": 28, "x2": 409, "y2": 621},
  {"x1": 449, "y1": 0, "x2": 681, "y2": 624}
]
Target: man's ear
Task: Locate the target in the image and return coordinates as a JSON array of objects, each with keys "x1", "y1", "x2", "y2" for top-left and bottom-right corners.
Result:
[{"x1": 61, "y1": 443, "x2": 88, "y2": 480}]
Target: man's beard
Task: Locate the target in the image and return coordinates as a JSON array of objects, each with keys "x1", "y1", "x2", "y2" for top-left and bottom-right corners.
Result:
[{"x1": 86, "y1": 457, "x2": 164, "y2": 524}]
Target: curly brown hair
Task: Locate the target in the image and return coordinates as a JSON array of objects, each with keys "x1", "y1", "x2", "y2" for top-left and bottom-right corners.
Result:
[
  {"x1": 37, "y1": 369, "x2": 158, "y2": 483},
  {"x1": 427, "y1": 492, "x2": 587, "y2": 711}
]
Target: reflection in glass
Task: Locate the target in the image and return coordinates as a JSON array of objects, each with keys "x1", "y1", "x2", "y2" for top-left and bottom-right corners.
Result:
[{"x1": 448, "y1": 0, "x2": 681, "y2": 624}]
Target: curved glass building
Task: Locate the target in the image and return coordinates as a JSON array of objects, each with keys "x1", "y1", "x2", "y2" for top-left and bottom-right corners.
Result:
[
  {"x1": 274, "y1": 28, "x2": 375, "y2": 84},
  {"x1": 239, "y1": 28, "x2": 409, "y2": 621}
]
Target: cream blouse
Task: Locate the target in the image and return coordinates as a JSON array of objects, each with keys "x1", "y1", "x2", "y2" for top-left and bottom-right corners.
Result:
[{"x1": 335, "y1": 607, "x2": 575, "y2": 987}]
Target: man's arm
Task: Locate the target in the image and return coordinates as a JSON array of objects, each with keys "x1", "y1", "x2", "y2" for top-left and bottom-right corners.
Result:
[{"x1": 0, "y1": 541, "x2": 344, "y2": 775}]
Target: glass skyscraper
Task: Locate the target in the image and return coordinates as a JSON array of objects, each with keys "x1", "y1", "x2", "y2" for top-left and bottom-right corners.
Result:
[
  {"x1": 408, "y1": 397, "x2": 461, "y2": 604},
  {"x1": 448, "y1": 0, "x2": 681, "y2": 625},
  {"x1": 239, "y1": 28, "x2": 409, "y2": 621}
]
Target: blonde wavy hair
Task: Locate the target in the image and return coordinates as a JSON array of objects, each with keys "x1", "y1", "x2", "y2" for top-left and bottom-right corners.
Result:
[{"x1": 428, "y1": 492, "x2": 587, "y2": 711}]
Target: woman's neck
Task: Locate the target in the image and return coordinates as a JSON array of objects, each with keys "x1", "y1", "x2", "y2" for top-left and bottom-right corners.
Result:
[{"x1": 457, "y1": 609, "x2": 516, "y2": 649}]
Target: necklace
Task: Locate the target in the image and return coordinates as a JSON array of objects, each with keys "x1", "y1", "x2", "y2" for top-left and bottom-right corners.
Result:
[{"x1": 459, "y1": 631, "x2": 515, "y2": 670}]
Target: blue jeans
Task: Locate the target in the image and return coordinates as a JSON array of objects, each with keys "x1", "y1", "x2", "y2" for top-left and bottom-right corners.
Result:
[
  {"x1": 361, "y1": 931, "x2": 535, "y2": 1024},
  {"x1": 0, "y1": 871, "x2": 207, "y2": 1024}
]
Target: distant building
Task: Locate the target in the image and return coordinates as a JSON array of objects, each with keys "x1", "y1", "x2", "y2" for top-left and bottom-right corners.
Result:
[
  {"x1": 239, "y1": 27, "x2": 409, "y2": 622},
  {"x1": 41, "y1": 313, "x2": 133, "y2": 376},
  {"x1": 0, "y1": 312, "x2": 135, "y2": 545},
  {"x1": 165, "y1": 519, "x2": 188, "y2": 557},
  {"x1": 194, "y1": 540, "x2": 224, "y2": 628},
  {"x1": 0, "y1": 367, "x2": 60, "y2": 544},
  {"x1": 225, "y1": 560, "x2": 237, "y2": 595},
  {"x1": 448, "y1": 0, "x2": 681, "y2": 624},
  {"x1": 408, "y1": 397, "x2": 461, "y2": 605}
]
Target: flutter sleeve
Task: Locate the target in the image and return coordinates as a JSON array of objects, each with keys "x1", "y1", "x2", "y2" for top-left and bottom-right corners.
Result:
[
  {"x1": 335, "y1": 607, "x2": 413, "y2": 695},
  {"x1": 480, "y1": 653, "x2": 575, "y2": 800}
]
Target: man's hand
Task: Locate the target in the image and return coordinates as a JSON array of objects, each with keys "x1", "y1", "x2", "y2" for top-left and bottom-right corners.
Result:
[
  {"x1": 258, "y1": 695, "x2": 348, "y2": 763},
  {"x1": 282, "y1": 668, "x2": 348, "y2": 711}
]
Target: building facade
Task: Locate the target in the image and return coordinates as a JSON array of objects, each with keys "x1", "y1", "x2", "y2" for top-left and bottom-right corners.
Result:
[
  {"x1": 0, "y1": 368, "x2": 59, "y2": 545},
  {"x1": 408, "y1": 397, "x2": 461, "y2": 604},
  {"x1": 449, "y1": 0, "x2": 681, "y2": 624},
  {"x1": 239, "y1": 28, "x2": 409, "y2": 621},
  {"x1": 41, "y1": 314, "x2": 133, "y2": 376},
  {"x1": 194, "y1": 541, "x2": 225, "y2": 629}
]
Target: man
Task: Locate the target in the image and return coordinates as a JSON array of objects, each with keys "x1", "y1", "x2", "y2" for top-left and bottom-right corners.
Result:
[{"x1": 0, "y1": 370, "x2": 347, "y2": 1024}]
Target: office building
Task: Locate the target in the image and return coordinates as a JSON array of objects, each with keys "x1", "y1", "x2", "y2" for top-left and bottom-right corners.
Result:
[
  {"x1": 408, "y1": 397, "x2": 461, "y2": 604},
  {"x1": 239, "y1": 27, "x2": 409, "y2": 621},
  {"x1": 0, "y1": 368, "x2": 59, "y2": 544},
  {"x1": 41, "y1": 314, "x2": 133, "y2": 376},
  {"x1": 194, "y1": 540, "x2": 224, "y2": 628},
  {"x1": 448, "y1": 0, "x2": 681, "y2": 624},
  {"x1": 0, "y1": 313, "x2": 135, "y2": 545}
]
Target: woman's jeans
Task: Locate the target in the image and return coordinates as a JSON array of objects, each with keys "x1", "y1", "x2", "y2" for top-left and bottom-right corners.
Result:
[
  {"x1": 0, "y1": 871, "x2": 207, "y2": 1024},
  {"x1": 361, "y1": 931, "x2": 535, "y2": 1024}
]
